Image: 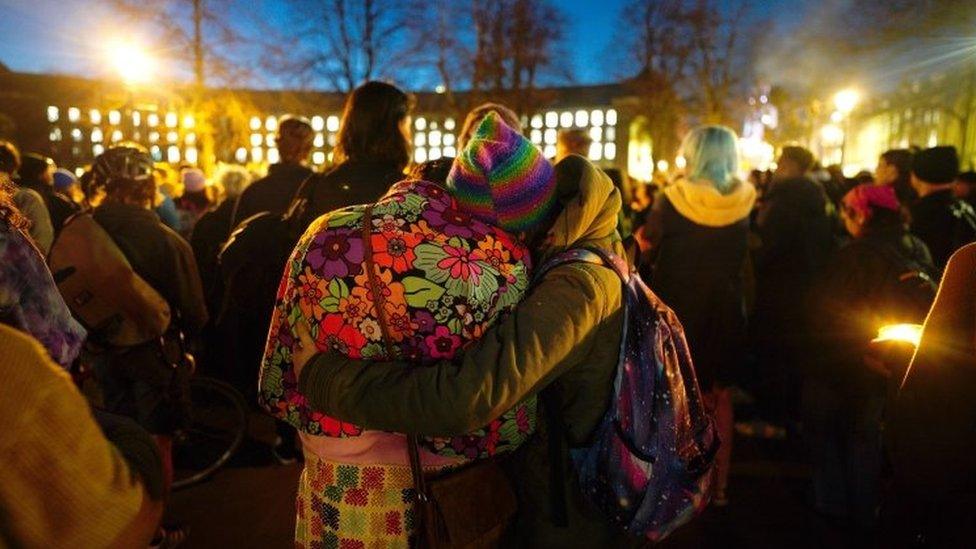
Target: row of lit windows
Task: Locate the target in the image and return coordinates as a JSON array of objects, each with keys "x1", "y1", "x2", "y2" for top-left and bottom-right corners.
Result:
[
  {"x1": 47, "y1": 106, "x2": 195, "y2": 129},
  {"x1": 528, "y1": 109, "x2": 617, "y2": 130},
  {"x1": 412, "y1": 116, "x2": 457, "y2": 164},
  {"x1": 50, "y1": 127, "x2": 197, "y2": 146},
  {"x1": 51, "y1": 142, "x2": 198, "y2": 165}
]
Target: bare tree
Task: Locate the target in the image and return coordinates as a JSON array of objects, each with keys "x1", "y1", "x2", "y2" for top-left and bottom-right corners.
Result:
[
  {"x1": 400, "y1": 0, "x2": 475, "y2": 114},
  {"x1": 681, "y1": 0, "x2": 750, "y2": 125}
]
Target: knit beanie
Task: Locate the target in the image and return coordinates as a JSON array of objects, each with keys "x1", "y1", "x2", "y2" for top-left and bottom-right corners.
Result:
[
  {"x1": 447, "y1": 112, "x2": 557, "y2": 234},
  {"x1": 52, "y1": 168, "x2": 77, "y2": 191},
  {"x1": 181, "y1": 168, "x2": 206, "y2": 193},
  {"x1": 842, "y1": 184, "x2": 900, "y2": 220},
  {"x1": 912, "y1": 146, "x2": 959, "y2": 184}
]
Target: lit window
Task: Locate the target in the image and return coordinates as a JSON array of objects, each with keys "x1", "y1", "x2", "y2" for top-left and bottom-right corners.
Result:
[
  {"x1": 605, "y1": 127, "x2": 615, "y2": 142},
  {"x1": 429, "y1": 121, "x2": 439, "y2": 130},
  {"x1": 560, "y1": 112, "x2": 573, "y2": 128},
  {"x1": 589, "y1": 127, "x2": 601, "y2": 142},
  {"x1": 327, "y1": 116, "x2": 340, "y2": 132},
  {"x1": 675, "y1": 155, "x2": 687, "y2": 169},
  {"x1": 111, "y1": 130, "x2": 123, "y2": 142},
  {"x1": 544, "y1": 129, "x2": 557, "y2": 145},
  {"x1": 90, "y1": 109, "x2": 102, "y2": 124},
  {"x1": 167, "y1": 145, "x2": 180, "y2": 163},
  {"x1": 250, "y1": 134, "x2": 262, "y2": 147},
  {"x1": 251, "y1": 147, "x2": 263, "y2": 163},
  {"x1": 606, "y1": 109, "x2": 617, "y2": 126},
  {"x1": 265, "y1": 116, "x2": 277, "y2": 132},
  {"x1": 91, "y1": 128, "x2": 103, "y2": 143},
  {"x1": 312, "y1": 151, "x2": 326, "y2": 165},
  {"x1": 47, "y1": 106, "x2": 59, "y2": 123},
  {"x1": 147, "y1": 113, "x2": 159, "y2": 127},
  {"x1": 444, "y1": 118, "x2": 456, "y2": 131},
  {"x1": 414, "y1": 148, "x2": 427, "y2": 164},
  {"x1": 530, "y1": 129, "x2": 543, "y2": 144},
  {"x1": 575, "y1": 110, "x2": 589, "y2": 127},
  {"x1": 267, "y1": 147, "x2": 280, "y2": 164},
  {"x1": 149, "y1": 131, "x2": 160, "y2": 143},
  {"x1": 531, "y1": 115, "x2": 543, "y2": 129},
  {"x1": 185, "y1": 147, "x2": 198, "y2": 164},
  {"x1": 249, "y1": 116, "x2": 262, "y2": 131},
  {"x1": 314, "y1": 133, "x2": 325, "y2": 148},
  {"x1": 68, "y1": 107, "x2": 80, "y2": 122},
  {"x1": 444, "y1": 146, "x2": 456, "y2": 157},
  {"x1": 132, "y1": 111, "x2": 141, "y2": 127},
  {"x1": 93, "y1": 144, "x2": 105, "y2": 156},
  {"x1": 71, "y1": 128, "x2": 82, "y2": 142},
  {"x1": 312, "y1": 116, "x2": 324, "y2": 131},
  {"x1": 415, "y1": 117, "x2": 427, "y2": 131},
  {"x1": 265, "y1": 133, "x2": 275, "y2": 147},
  {"x1": 588, "y1": 142, "x2": 602, "y2": 161},
  {"x1": 543, "y1": 144, "x2": 557, "y2": 158},
  {"x1": 443, "y1": 133, "x2": 455, "y2": 146},
  {"x1": 150, "y1": 146, "x2": 162, "y2": 161},
  {"x1": 74, "y1": 167, "x2": 84, "y2": 177},
  {"x1": 603, "y1": 143, "x2": 615, "y2": 160},
  {"x1": 429, "y1": 148, "x2": 442, "y2": 161},
  {"x1": 429, "y1": 131, "x2": 442, "y2": 147},
  {"x1": 49, "y1": 128, "x2": 62, "y2": 141},
  {"x1": 109, "y1": 110, "x2": 122, "y2": 125},
  {"x1": 167, "y1": 131, "x2": 178, "y2": 143},
  {"x1": 414, "y1": 133, "x2": 426, "y2": 147},
  {"x1": 235, "y1": 147, "x2": 248, "y2": 163},
  {"x1": 545, "y1": 112, "x2": 558, "y2": 128},
  {"x1": 327, "y1": 134, "x2": 337, "y2": 147},
  {"x1": 591, "y1": 110, "x2": 604, "y2": 126},
  {"x1": 185, "y1": 132, "x2": 196, "y2": 145},
  {"x1": 328, "y1": 151, "x2": 334, "y2": 163},
  {"x1": 183, "y1": 115, "x2": 195, "y2": 129},
  {"x1": 166, "y1": 112, "x2": 178, "y2": 128}
]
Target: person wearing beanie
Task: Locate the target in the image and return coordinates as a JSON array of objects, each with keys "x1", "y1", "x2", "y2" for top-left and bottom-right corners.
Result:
[
  {"x1": 17, "y1": 153, "x2": 79, "y2": 235},
  {"x1": 808, "y1": 183, "x2": 934, "y2": 533},
  {"x1": 910, "y1": 145, "x2": 973, "y2": 271},
  {"x1": 53, "y1": 167, "x2": 84, "y2": 205},
  {"x1": 258, "y1": 113, "x2": 550, "y2": 547},
  {"x1": 292, "y1": 126, "x2": 630, "y2": 545},
  {"x1": 175, "y1": 167, "x2": 212, "y2": 238}
]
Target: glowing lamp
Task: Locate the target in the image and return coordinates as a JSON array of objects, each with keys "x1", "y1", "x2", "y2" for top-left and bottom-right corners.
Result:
[{"x1": 874, "y1": 323, "x2": 923, "y2": 347}]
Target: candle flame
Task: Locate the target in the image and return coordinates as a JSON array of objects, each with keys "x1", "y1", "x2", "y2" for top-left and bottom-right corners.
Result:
[{"x1": 874, "y1": 323, "x2": 923, "y2": 347}]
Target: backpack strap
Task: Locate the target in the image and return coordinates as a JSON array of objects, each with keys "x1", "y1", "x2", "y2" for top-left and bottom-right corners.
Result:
[{"x1": 534, "y1": 246, "x2": 630, "y2": 285}]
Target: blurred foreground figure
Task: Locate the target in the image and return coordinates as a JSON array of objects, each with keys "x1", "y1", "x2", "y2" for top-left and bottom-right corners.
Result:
[
  {"x1": 884, "y1": 243, "x2": 976, "y2": 547},
  {"x1": 0, "y1": 323, "x2": 163, "y2": 548},
  {"x1": 909, "y1": 146, "x2": 976, "y2": 272}
]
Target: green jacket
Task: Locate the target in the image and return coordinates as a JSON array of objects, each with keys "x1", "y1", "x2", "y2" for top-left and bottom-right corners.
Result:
[{"x1": 299, "y1": 156, "x2": 629, "y2": 547}]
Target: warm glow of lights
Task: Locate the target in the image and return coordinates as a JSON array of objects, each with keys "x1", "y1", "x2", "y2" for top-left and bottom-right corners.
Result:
[
  {"x1": 874, "y1": 324, "x2": 923, "y2": 347},
  {"x1": 249, "y1": 116, "x2": 262, "y2": 131},
  {"x1": 327, "y1": 116, "x2": 340, "y2": 132},
  {"x1": 311, "y1": 116, "x2": 324, "y2": 131},
  {"x1": 415, "y1": 117, "x2": 427, "y2": 131},
  {"x1": 106, "y1": 39, "x2": 155, "y2": 85},
  {"x1": 833, "y1": 88, "x2": 861, "y2": 115},
  {"x1": 235, "y1": 147, "x2": 248, "y2": 163},
  {"x1": 185, "y1": 147, "x2": 198, "y2": 164},
  {"x1": 657, "y1": 159, "x2": 669, "y2": 172},
  {"x1": 312, "y1": 151, "x2": 326, "y2": 165},
  {"x1": 47, "y1": 106, "x2": 59, "y2": 123},
  {"x1": 183, "y1": 115, "x2": 195, "y2": 129},
  {"x1": 588, "y1": 142, "x2": 602, "y2": 161},
  {"x1": 606, "y1": 109, "x2": 618, "y2": 126},
  {"x1": 821, "y1": 123, "x2": 844, "y2": 144},
  {"x1": 165, "y1": 112, "x2": 178, "y2": 128},
  {"x1": 435, "y1": 84, "x2": 446, "y2": 94},
  {"x1": 444, "y1": 118, "x2": 455, "y2": 131},
  {"x1": 90, "y1": 109, "x2": 102, "y2": 124},
  {"x1": 675, "y1": 155, "x2": 687, "y2": 169}
]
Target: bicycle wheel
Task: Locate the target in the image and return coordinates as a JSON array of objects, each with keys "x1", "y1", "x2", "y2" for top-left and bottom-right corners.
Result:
[{"x1": 172, "y1": 376, "x2": 248, "y2": 490}]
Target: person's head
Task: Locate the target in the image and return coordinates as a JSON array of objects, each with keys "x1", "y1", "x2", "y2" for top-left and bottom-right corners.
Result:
[
  {"x1": 448, "y1": 112, "x2": 558, "y2": 246},
  {"x1": 334, "y1": 81, "x2": 412, "y2": 172},
  {"x1": 0, "y1": 141, "x2": 20, "y2": 176},
  {"x1": 214, "y1": 164, "x2": 252, "y2": 201},
  {"x1": 0, "y1": 172, "x2": 27, "y2": 231},
  {"x1": 458, "y1": 102, "x2": 522, "y2": 150},
  {"x1": 92, "y1": 144, "x2": 156, "y2": 209},
  {"x1": 679, "y1": 125, "x2": 740, "y2": 194},
  {"x1": 774, "y1": 145, "x2": 815, "y2": 181},
  {"x1": 181, "y1": 168, "x2": 207, "y2": 195},
  {"x1": 52, "y1": 168, "x2": 83, "y2": 203},
  {"x1": 911, "y1": 145, "x2": 959, "y2": 196},
  {"x1": 556, "y1": 129, "x2": 593, "y2": 163},
  {"x1": 19, "y1": 153, "x2": 55, "y2": 186},
  {"x1": 877, "y1": 149, "x2": 913, "y2": 187},
  {"x1": 275, "y1": 115, "x2": 314, "y2": 165},
  {"x1": 408, "y1": 157, "x2": 453, "y2": 185},
  {"x1": 955, "y1": 170, "x2": 976, "y2": 200},
  {"x1": 841, "y1": 184, "x2": 903, "y2": 238}
]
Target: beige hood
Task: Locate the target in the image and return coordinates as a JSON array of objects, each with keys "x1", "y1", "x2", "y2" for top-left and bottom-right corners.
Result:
[{"x1": 663, "y1": 178, "x2": 757, "y2": 227}]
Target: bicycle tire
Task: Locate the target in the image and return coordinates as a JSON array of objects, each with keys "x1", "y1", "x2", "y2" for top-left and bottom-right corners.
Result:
[{"x1": 172, "y1": 376, "x2": 248, "y2": 490}]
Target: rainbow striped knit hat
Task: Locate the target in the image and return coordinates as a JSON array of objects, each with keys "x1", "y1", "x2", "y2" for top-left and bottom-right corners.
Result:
[{"x1": 447, "y1": 112, "x2": 557, "y2": 234}]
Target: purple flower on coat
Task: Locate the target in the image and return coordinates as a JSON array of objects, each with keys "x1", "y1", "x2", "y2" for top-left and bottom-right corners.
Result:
[
  {"x1": 305, "y1": 228, "x2": 364, "y2": 278},
  {"x1": 421, "y1": 198, "x2": 490, "y2": 239}
]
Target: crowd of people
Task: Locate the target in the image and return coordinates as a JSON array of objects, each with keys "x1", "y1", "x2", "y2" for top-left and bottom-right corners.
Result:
[{"x1": 2, "y1": 77, "x2": 976, "y2": 548}]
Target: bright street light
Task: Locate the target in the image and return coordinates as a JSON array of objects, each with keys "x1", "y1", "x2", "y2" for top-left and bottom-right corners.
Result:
[
  {"x1": 833, "y1": 88, "x2": 860, "y2": 115},
  {"x1": 106, "y1": 39, "x2": 155, "y2": 85}
]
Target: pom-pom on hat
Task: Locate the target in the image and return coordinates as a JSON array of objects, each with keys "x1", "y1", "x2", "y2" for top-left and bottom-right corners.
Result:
[{"x1": 447, "y1": 112, "x2": 557, "y2": 235}]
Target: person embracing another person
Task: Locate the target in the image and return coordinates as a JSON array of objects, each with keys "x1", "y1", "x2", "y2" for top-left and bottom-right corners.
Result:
[{"x1": 259, "y1": 113, "x2": 559, "y2": 547}]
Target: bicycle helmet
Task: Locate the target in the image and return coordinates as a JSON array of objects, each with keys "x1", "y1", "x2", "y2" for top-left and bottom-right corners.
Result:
[{"x1": 93, "y1": 144, "x2": 154, "y2": 183}]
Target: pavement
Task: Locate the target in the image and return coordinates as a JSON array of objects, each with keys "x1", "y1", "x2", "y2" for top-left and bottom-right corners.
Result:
[{"x1": 169, "y1": 413, "x2": 851, "y2": 548}]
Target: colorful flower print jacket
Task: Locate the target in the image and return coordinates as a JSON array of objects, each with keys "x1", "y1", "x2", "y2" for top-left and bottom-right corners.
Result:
[{"x1": 259, "y1": 180, "x2": 535, "y2": 460}]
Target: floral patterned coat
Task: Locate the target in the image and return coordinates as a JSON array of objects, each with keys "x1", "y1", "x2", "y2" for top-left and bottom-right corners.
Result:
[{"x1": 259, "y1": 180, "x2": 535, "y2": 459}]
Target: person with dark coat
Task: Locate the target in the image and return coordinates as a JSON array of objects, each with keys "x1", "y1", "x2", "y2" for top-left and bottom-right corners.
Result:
[
  {"x1": 752, "y1": 145, "x2": 833, "y2": 425},
  {"x1": 302, "y1": 81, "x2": 412, "y2": 224},
  {"x1": 910, "y1": 146, "x2": 973, "y2": 272},
  {"x1": 807, "y1": 184, "x2": 934, "y2": 534},
  {"x1": 231, "y1": 116, "x2": 314, "y2": 227},
  {"x1": 18, "y1": 153, "x2": 79, "y2": 234},
  {"x1": 645, "y1": 126, "x2": 755, "y2": 506}
]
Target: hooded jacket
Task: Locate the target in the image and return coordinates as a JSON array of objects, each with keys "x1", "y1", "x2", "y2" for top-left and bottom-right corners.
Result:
[
  {"x1": 647, "y1": 179, "x2": 755, "y2": 388},
  {"x1": 298, "y1": 156, "x2": 628, "y2": 546}
]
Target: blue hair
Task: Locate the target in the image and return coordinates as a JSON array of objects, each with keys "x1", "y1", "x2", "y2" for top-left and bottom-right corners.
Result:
[{"x1": 680, "y1": 125, "x2": 740, "y2": 194}]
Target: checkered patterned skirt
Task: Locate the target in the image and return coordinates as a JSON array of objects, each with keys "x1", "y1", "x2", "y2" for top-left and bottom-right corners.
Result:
[{"x1": 296, "y1": 451, "x2": 421, "y2": 549}]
